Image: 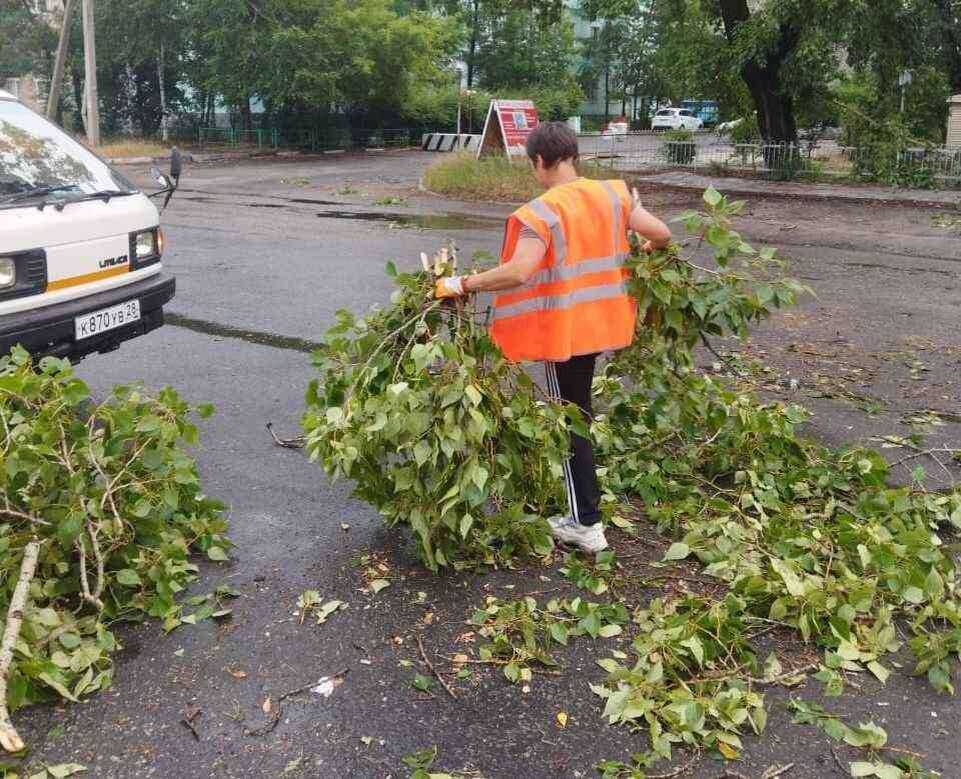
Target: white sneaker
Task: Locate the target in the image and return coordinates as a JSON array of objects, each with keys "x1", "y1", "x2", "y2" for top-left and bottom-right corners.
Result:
[{"x1": 548, "y1": 516, "x2": 608, "y2": 553}]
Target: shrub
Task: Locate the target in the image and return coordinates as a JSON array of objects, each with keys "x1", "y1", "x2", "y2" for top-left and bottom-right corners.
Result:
[
  {"x1": 423, "y1": 153, "x2": 610, "y2": 202},
  {"x1": 661, "y1": 129, "x2": 696, "y2": 165}
]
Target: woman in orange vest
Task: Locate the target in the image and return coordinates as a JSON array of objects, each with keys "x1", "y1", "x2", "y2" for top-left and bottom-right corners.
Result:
[{"x1": 436, "y1": 121, "x2": 671, "y2": 552}]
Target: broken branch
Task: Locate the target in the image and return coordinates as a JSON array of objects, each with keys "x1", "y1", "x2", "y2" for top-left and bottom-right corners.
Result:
[
  {"x1": 0, "y1": 539, "x2": 41, "y2": 752},
  {"x1": 416, "y1": 635, "x2": 457, "y2": 700}
]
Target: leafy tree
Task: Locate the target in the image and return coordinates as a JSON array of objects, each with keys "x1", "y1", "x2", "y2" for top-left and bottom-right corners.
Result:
[
  {"x1": 932, "y1": 0, "x2": 961, "y2": 93},
  {"x1": 0, "y1": 1, "x2": 55, "y2": 81}
]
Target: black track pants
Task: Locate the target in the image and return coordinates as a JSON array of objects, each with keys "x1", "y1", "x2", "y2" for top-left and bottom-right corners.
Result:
[{"x1": 544, "y1": 354, "x2": 602, "y2": 526}]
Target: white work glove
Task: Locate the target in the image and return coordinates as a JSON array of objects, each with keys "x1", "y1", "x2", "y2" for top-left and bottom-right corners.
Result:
[{"x1": 434, "y1": 276, "x2": 466, "y2": 299}]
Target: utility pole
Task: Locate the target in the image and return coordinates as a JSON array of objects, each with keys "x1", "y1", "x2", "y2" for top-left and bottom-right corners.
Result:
[
  {"x1": 81, "y1": 0, "x2": 100, "y2": 146},
  {"x1": 46, "y1": 0, "x2": 77, "y2": 120}
]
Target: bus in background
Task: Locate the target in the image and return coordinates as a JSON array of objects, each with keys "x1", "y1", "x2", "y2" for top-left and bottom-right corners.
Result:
[{"x1": 679, "y1": 99, "x2": 720, "y2": 128}]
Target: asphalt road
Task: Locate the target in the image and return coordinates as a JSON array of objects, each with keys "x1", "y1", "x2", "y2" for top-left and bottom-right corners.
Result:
[{"x1": 11, "y1": 151, "x2": 961, "y2": 778}]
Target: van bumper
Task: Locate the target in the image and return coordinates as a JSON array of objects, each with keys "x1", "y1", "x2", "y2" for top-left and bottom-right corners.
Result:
[{"x1": 0, "y1": 273, "x2": 176, "y2": 361}]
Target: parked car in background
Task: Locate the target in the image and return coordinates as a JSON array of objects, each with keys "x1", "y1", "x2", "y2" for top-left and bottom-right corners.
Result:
[
  {"x1": 602, "y1": 117, "x2": 629, "y2": 136},
  {"x1": 652, "y1": 108, "x2": 704, "y2": 131}
]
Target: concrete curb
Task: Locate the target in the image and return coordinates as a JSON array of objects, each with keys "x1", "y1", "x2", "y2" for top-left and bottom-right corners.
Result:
[
  {"x1": 420, "y1": 174, "x2": 959, "y2": 211},
  {"x1": 417, "y1": 177, "x2": 522, "y2": 207},
  {"x1": 628, "y1": 174, "x2": 960, "y2": 210}
]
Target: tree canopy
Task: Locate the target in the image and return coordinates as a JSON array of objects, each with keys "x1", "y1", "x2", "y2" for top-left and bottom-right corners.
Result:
[{"x1": 4, "y1": 0, "x2": 959, "y2": 140}]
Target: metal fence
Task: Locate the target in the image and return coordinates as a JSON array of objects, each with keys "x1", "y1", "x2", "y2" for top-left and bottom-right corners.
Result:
[
  {"x1": 578, "y1": 131, "x2": 961, "y2": 188},
  {"x1": 196, "y1": 126, "x2": 422, "y2": 152}
]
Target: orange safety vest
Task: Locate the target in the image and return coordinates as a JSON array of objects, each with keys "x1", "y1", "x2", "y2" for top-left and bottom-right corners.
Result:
[{"x1": 491, "y1": 177, "x2": 636, "y2": 363}]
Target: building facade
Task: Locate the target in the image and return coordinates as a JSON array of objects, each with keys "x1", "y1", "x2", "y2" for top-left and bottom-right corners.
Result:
[
  {"x1": 948, "y1": 94, "x2": 961, "y2": 147},
  {"x1": 3, "y1": 0, "x2": 61, "y2": 112}
]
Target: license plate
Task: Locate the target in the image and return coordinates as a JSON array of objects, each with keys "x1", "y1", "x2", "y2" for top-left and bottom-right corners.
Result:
[{"x1": 75, "y1": 299, "x2": 141, "y2": 340}]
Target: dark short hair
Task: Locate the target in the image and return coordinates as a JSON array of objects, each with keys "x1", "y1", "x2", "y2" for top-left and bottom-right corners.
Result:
[{"x1": 526, "y1": 121, "x2": 579, "y2": 168}]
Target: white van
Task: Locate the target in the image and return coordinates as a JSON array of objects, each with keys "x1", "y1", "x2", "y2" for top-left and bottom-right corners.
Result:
[{"x1": 0, "y1": 88, "x2": 176, "y2": 361}]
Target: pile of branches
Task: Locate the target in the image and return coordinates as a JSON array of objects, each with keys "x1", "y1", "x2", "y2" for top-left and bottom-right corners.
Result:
[
  {"x1": 304, "y1": 188, "x2": 961, "y2": 771},
  {"x1": 0, "y1": 349, "x2": 228, "y2": 750},
  {"x1": 303, "y1": 252, "x2": 574, "y2": 571}
]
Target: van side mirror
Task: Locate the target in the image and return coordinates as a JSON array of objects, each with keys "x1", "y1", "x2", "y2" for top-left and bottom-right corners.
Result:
[{"x1": 150, "y1": 166, "x2": 170, "y2": 189}]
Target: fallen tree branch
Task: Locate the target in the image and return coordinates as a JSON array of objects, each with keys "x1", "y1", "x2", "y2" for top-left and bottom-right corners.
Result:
[
  {"x1": 76, "y1": 535, "x2": 104, "y2": 613},
  {"x1": 0, "y1": 506, "x2": 50, "y2": 527},
  {"x1": 265, "y1": 422, "x2": 305, "y2": 449},
  {"x1": 416, "y1": 635, "x2": 457, "y2": 699},
  {"x1": 0, "y1": 539, "x2": 41, "y2": 752},
  {"x1": 762, "y1": 764, "x2": 795, "y2": 779},
  {"x1": 749, "y1": 662, "x2": 819, "y2": 686}
]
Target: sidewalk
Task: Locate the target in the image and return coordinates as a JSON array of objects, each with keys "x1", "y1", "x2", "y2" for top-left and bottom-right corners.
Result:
[{"x1": 633, "y1": 170, "x2": 961, "y2": 208}]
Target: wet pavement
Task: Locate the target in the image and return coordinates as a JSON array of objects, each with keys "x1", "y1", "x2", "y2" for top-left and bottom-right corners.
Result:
[{"x1": 11, "y1": 150, "x2": 961, "y2": 778}]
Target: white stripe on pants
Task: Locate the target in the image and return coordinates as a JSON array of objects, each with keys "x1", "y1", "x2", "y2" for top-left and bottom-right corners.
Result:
[{"x1": 545, "y1": 361, "x2": 580, "y2": 523}]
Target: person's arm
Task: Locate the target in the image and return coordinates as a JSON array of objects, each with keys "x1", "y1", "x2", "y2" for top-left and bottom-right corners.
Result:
[
  {"x1": 629, "y1": 203, "x2": 672, "y2": 253},
  {"x1": 435, "y1": 237, "x2": 547, "y2": 297},
  {"x1": 463, "y1": 237, "x2": 546, "y2": 292}
]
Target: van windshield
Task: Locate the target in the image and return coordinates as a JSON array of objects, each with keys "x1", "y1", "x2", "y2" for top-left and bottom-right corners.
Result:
[{"x1": 0, "y1": 99, "x2": 136, "y2": 204}]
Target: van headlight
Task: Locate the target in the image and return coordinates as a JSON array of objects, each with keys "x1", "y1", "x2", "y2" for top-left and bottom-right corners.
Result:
[
  {"x1": 129, "y1": 227, "x2": 162, "y2": 269},
  {"x1": 0, "y1": 258, "x2": 15, "y2": 289}
]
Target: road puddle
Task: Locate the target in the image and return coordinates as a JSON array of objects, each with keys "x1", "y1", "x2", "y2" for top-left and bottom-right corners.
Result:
[{"x1": 314, "y1": 211, "x2": 499, "y2": 230}]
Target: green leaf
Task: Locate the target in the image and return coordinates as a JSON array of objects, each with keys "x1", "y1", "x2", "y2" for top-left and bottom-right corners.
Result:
[
  {"x1": 927, "y1": 663, "x2": 954, "y2": 693},
  {"x1": 32, "y1": 608, "x2": 61, "y2": 628},
  {"x1": 703, "y1": 187, "x2": 722, "y2": 208},
  {"x1": 549, "y1": 622, "x2": 569, "y2": 646},
  {"x1": 663, "y1": 542, "x2": 690, "y2": 561},
  {"x1": 680, "y1": 636, "x2": 704, "y2": 666},
  {"x1": 207, "y1": 546, "x2": 229, "y2": 561},
  {"x1": 316, "y1": 600, "x2": 345, "y2": 625},
  {"x1": 414, "y1": 440, "x2": 432, "y2": 467},
  {"x1": 771, "y1": 558, "x2": 806, "y2": 598},
  {"x1": 114, "y1": 569, "x2": 142, "y2": 587},
  {"x1": 368, "y1": 579, "x2": 390, "y2": 594},
  {"x1": 412, "y1": 673, "x2": 434, "y2": 692},
  {"x1": 867, "y1": 661, "x2": 890, "y2": 685},
  {"x1": 849, "y1": 762, "x2": 877, "y2": 778},
  {"x1": 38, "y1": 673, "x2": 79, "y2": 703},
  {"x1": 901, "y1": 586, "x2": 924, "y2": 605},
  {"x1": 46, "y1": 764, "x2": 87, "y2": 778}
]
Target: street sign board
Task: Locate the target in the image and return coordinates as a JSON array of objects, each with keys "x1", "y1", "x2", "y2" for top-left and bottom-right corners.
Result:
[{"x1": 477, "y1": 99, "x2": 539, "y2": 159}]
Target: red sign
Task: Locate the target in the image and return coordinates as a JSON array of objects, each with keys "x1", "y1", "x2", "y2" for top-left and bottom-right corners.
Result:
[{"x1": 477, "y1": 99, "x2": 540, "y2": 159}]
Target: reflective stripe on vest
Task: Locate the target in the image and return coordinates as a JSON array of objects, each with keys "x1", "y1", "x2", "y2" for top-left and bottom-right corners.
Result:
[
  {"x1": 492, "y1": 252, "x2": 629, "y2": 322},
  {"x1": 493, "y1": 280, "x2": 629, "y2": 321}
]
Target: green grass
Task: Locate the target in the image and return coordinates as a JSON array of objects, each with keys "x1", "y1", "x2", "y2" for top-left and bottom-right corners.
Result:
[{"x1": 423, "y1": 153, "x2": 611, "y2": 203}]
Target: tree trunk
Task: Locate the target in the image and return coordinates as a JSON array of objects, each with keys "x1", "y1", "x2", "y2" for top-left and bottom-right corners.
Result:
[
  {"x1": 157, "y1": 43, "x2": 168, "y2": 142},
  {"x1": 741, "y1": 61, "x2": 797, "y2": 143},
  {"x1": 467, "y1": 0, "x2": 479, "y2": 88},
  {"x1": 71, "y1": 64, "x2": 85, "y2": 135},
  {"x1": 718, "y1": 0, "x2": 798, "y2": 143},
  {"x1": 240, "y1": 98, "x2": 252, "y2": 136}
]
